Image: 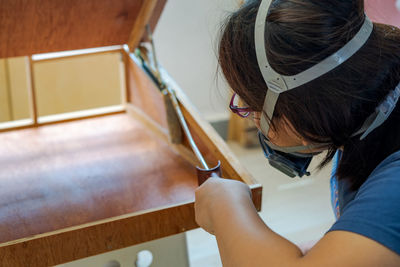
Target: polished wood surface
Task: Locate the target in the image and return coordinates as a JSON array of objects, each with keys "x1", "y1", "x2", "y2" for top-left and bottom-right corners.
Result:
[
  {"x1": 0, "y1": 203, "x2": 197, "y2": 267},
  {"x1": 125, "y1": 54, "x2": 263, "y2": 210},
  {"x1": 0, "y1": 1, "x2": 262, "y2": 264},
  {"x1": 126, "y1": 55, "x2": 169, "y2": 129},
  {"x1": 0, "y1": 113, "x2": 198, "y2": 244},
  {"x1": 27, "y1": 57, "x2": 38, "y2": 125},
  {"x1": 0, "y1": 51, "x2": 262, "y2": 265},
  {"x1": 0, "y1": 0, "x2": 144, "y2": 58},
  {"x1": 0, "y1": 109, "x2": 261, "y2": 266}
]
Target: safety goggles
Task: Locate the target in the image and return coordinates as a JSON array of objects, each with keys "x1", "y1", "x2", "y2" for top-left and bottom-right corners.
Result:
[
  {"x1": 255, "y1": 0, "x2": 374, "y2": 151},
  {"x1": 229, "y1": 93, "x2": 253, "y2": 118},
  {"x1": 251, "y1": 0, "x2": 399, "y2": 177}
]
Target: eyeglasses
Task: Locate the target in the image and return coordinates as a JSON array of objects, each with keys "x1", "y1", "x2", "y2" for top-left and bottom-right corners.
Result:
[{"x1": 229, "y1": 93, "x2": 253, "y2": 118}]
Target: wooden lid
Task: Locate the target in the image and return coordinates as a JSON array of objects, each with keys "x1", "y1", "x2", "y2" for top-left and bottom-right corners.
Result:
[{"x1": 0, "y1": 0, "x2": 166, "y2": 58}]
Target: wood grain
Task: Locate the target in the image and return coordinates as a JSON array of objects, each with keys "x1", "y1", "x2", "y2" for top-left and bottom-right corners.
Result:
[
  {"x1": 0, "y1": 114, "x2": 198, "y2": 245},
  {"x1": 125, "y1": 102, "x2": 203, "y2": 172},
  {"x1": 127, "y1": 0, "x2": 158, "y2": 51},
  {"x1": 0, "y1": 48, "x2": 262, "y2": 266},
  {"x1": 0, "y1": 107, "x2": 126, "y2": 133},
  {"x1": 0, "y1": 0, "x2": 144, "y2": 58},
  {"x1": 126, "y1": 54, "x2": 169, "y2": 130},
  {"x1": 123, "y1": 46, "x2": 132, "y2": 104},
  {"x1": 0, "y1": 110, "x2": 261, "y2": 266},
  {"x1": 162, "y1": 90, "x2": 184, "y2": 144},
  {"x1": 0, "y1": 203, "x2": 197, "y2": 267},
  {"x1": 124, "y1": 55, "x2": 263, "y2": 210},
  {"x1": 160, "y1": 68, "x2": 263, "y2": 210},
  {"x1": 27, "y1": 57, "x2": 38, "y2": 125}
]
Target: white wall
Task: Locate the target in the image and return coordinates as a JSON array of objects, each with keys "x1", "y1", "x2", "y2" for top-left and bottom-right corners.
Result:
[{"x1": 154, "y1": 0, "x2": 239, "y2": 122}]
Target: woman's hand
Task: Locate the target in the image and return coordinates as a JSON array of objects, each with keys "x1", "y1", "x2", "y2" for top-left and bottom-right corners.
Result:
[{"x1": 194, "y1": 175, "x2": 252, "y2": 234}]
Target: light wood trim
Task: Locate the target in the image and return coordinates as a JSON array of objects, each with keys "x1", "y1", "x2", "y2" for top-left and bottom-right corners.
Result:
[
  {"x1": 27, "y1": 109, "x2": 126, "y2": 128},
  {"x1": 127, "y1": 0, "x2": 158, "y2": 52},
  {"x1": 0, "y1": 200, "x2": 195, "y2": 248},
  {"x1": 0, "y1": 107, "x2": 125, "y2": 133},
  {"x1": 122, "y1": 45, "x2": 132, "y2": 103},
  {"x1": 31, "y1": 45, "x2": 124, "y2": 63},
  {"x1": 37, "y1": 105, "x2": 125, "y2": 124},
  {"x1": 0, "y1": 119, "x2": 34, "y2": 132},
  {"x1": 0, "y1": 202, "x2": 197, "y2": 267},
  {"x1": 27, "y1": 56, "x2": 38, "y2": 126},
  {"x1": 3, "y1": 59, "x2": 13, "y2": 120}
]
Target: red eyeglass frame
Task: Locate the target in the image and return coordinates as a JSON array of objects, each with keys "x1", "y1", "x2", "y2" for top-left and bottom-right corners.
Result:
[{"x1": 229, "y1": 93, "x2": 253, "y2": 118}]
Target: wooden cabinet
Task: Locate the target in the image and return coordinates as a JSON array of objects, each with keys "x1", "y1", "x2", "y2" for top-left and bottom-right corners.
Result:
[{"x1": 0, "y1": 1, "x2": 262, "y2": 266}]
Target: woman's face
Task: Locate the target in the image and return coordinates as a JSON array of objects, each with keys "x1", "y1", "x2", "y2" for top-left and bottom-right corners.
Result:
[
  {"x1": 253, "y1": 111, "x2": 326, "y2": 154},
  {"x1": 253, "y1": 112, "x2": 309, "y2": 146}
]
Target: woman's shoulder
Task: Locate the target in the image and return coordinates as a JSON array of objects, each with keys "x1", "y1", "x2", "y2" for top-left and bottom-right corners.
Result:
[
  {"x1": 329, "y1": 149, "x2": 400, "y2": 255},
  {"x1": 356, "y1": 149, "x2": 400, "y2": 198},
  {"x1": 367, "y1": 150, "x2": 400, "y2": 181}
]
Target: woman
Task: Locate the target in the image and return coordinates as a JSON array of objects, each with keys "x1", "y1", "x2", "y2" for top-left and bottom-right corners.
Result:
[{"x1": 194, "y1": 0, "x2": 400, "y2": 266}]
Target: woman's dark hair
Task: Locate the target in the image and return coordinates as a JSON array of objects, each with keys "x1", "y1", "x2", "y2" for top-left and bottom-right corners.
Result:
[{"x1": 218, "y1": 0, "x2": 400, "y2": 190}]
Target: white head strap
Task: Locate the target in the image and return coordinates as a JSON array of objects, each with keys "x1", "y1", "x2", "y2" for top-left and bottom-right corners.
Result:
[{"x1": 255, "y1": 0, "x2": 375, "y2": 153}]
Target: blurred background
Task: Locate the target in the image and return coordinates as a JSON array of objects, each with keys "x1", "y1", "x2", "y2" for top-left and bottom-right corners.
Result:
[{"x1": 0, "y1": 0, "x2": 399, "y2": 266}]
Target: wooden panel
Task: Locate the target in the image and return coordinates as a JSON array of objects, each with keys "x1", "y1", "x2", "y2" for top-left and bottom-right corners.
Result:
[
  {"x1": 126, "y1": 55, "x2": 169, "y2": 129},
  {"x1": 0, "y1": 114, "x2": 198, "y2": 245},
  {"x1": 0, "y1": 50, "x2": 262, "y2": 266},
  {"x1": 125, "y1": 55, "x2": 262, "y2": 210},
  {"x1": 0, "y1": 203, "x2": 197, "y2": 267},
  {"x1": 7, "y1": 57, "x2": 31, "y2": 120},
  {"x1": 0, "y1": 111, "x2": 260, "y2": 266},
  {"x1": 0, "y1": 59, "x2": 11, "y2": 122},
  {"x1": 0, "y1": 0, "x2": 146, "y2": 58},
  {"x1": 33, "y1": 52, "x2": 122, "y2": 116}
]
